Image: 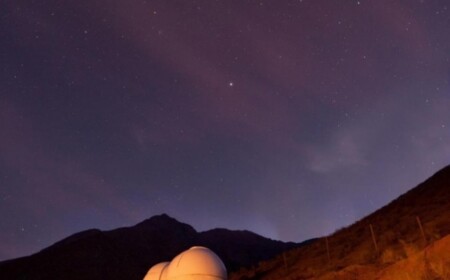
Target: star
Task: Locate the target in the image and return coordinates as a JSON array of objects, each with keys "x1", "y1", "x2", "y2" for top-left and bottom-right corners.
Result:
[{"x1": 228, "y1": 81, "x2": 234, "y2": 87}]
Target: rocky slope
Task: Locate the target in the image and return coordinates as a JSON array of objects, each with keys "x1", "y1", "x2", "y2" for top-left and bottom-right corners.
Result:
[{"x1": 314, "y1": 234, "x2": 450, "y2": 280}]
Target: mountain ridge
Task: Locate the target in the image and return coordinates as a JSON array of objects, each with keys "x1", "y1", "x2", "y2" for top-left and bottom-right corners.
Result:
[{"x1": 0, "y1": 213, "x2": 300, "y2": 280}]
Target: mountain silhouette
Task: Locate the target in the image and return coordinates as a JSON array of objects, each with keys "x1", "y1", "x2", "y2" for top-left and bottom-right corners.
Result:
[
  {"x1": 231, "y1": 165, "x2": 450, "y2": 279},
  {"x1": 0, "y1": 214, "x2": 299, "y2": 280}
]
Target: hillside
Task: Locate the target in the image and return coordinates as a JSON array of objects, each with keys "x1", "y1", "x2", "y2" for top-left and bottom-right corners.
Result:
[
  {"x1": 0, "y1": 214, "x2": 299, "y2": 280},
  {"x1": 290, "y1": 233, "x2": 450, "y2": 280},
  {"x1": 230, "y1": 165, "x2": 450, "y2": 280}
]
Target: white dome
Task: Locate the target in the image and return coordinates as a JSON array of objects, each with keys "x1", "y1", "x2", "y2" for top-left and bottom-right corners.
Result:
[
  {"x1": 143, "y1": 262, "x2": 169, "y2": 280},
  {"x1": 166, "y1": 246, "x2": 227, "y2": 280}
]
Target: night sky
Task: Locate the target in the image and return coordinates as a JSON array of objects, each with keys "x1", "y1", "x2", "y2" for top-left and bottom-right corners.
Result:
[{"x1": 1, "y1": 0, "x2": 450, "y2": 261}]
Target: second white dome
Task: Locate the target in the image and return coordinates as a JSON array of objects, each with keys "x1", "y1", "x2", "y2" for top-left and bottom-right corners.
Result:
[{"x1": 166, "y1": 246, "x2": 227, "y2": 280}]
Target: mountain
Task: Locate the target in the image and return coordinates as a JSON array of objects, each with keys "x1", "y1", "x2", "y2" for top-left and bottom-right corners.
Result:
[
  {"x1": 230, "y1": 165, "x2": 450, "y2": 279},
  {"x1": 0, "y1": 214, "x2": 299, "y2": 280}
]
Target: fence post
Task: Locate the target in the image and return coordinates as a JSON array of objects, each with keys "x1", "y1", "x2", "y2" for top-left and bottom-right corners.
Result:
[
  {"x1": 325, "y1": 236, "x2": 331, "y2": 263},
  {"x1": 283, "y1": 252, "x2": 288, "y2": 272},
  {"x1": 369, "y1": 224, "x2": 379, "y2": 256},
  {"x1": 416, "y1": 216, "x2": 427, "y2": 246}
]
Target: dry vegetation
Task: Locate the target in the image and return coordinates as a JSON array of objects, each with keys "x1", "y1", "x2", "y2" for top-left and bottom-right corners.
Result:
[{"x1": 230, "y1": 166, "x2": 450, "y2": 280}]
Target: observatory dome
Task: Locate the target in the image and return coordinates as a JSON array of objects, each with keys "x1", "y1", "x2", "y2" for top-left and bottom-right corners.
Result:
[
  {"x1": 166, "y1": 246, "x2": 227, "y2": 280},
  {"x1": 144, "y1": 262, "x2": 169, "y2": 280}
]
